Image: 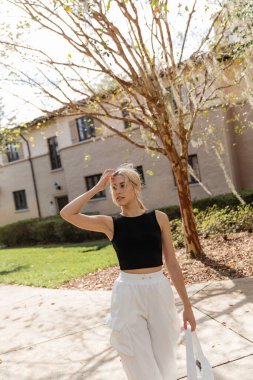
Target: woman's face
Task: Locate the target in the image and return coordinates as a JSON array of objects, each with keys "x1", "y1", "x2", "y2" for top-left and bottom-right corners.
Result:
[{"x1": 111, "y1": 174, "x2": 136, "y2": 205}]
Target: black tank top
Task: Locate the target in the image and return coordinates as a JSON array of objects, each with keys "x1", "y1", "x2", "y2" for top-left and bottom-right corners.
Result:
[{"x1": 110, "y1": 210, "x2": 163, "y2": 270}]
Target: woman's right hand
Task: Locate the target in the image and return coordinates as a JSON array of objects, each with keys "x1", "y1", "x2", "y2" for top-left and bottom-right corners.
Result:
[{"x1": 95, "y1": 169, "x2": 115, "y2": 192}]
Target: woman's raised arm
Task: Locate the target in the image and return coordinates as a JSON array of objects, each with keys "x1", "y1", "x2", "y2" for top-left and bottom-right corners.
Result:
[{"x1": 59, "y1": 169, "x2": 115, "y2": 234}]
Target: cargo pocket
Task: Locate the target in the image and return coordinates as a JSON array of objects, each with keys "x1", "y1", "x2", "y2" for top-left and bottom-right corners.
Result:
[
  {"x1": 109, "y1": 322, "x2": 134, "y2": 356},
  {"x1": 105, "y1": 280, "x2": 135, "y2": 356}
]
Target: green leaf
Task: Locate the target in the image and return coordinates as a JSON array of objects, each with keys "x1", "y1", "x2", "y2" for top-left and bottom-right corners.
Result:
[{"x1": 106, "y1": 0, "x2": 111, "y2": 12}]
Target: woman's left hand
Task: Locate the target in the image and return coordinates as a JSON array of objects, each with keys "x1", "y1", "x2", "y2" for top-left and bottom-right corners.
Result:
[{"x1": 183, "y1": 304, "x2": 197, "y2": 331}]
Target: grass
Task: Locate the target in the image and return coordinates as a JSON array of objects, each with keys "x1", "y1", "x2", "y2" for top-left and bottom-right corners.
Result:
[{"x1": 0, "y1": 239, "x2": 118, "y2": 288}]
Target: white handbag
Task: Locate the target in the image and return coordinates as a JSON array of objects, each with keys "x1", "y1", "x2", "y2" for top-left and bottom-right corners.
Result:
[{"x1": 185, "y1": 326, "x2": 214, "y2": 380}]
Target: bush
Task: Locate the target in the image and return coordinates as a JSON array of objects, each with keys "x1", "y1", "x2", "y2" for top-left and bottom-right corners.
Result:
[
  {"x1": 163, "y1": 202, "x2": 253, "y2": 247},
  {"x1": 160, "y1": 189, "x2": 253, "y2": 220},
  {"x1": 235, "y1": 204, "x2": 253, "y2": 232},
  {"x1": 0, "y1": 218, "x2": 40, "y2": 247},
  {"x1": 0, "y1": 215, "x2": 105, "y2": 247},
  {"x1": 1, "y1": 189, "x2": 253, "y2": 248},
  {"x1": 196, "y1": 203, "x2": 253, "y2": 237},
  {"x1": 169, "y1": 219, "x2": 185, "y2": 248}
]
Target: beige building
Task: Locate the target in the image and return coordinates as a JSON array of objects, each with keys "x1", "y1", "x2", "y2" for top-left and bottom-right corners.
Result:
[{"x1": 0, "y1": 100, "x2": 253, "y2": 227}]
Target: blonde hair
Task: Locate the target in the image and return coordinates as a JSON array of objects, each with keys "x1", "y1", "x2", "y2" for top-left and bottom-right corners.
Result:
[{"x1": 109, "y1": 163, "x2": 148, "y2": 211}]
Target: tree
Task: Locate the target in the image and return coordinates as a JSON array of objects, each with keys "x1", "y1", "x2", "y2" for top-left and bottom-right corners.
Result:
[{"x1": 1, "y1": 0, "x2": 252, "y2": 257}]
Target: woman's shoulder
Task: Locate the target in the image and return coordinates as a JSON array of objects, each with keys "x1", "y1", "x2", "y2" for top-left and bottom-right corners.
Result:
[
  {"x1": 153, "y1": 210, "x2": 169, "y2": 229},
  {"x1": 154, "y1": 209, "x2": 168, "y2": 218}
]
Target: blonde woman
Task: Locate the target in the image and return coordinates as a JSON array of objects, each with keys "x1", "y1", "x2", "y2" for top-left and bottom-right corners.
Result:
[{"x1": 60, "y1": 163, "x2": 196, "y2": 380}]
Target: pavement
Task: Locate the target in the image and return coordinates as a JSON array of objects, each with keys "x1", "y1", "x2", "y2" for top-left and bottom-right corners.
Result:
[{"x1": 0, "y1": 276, "x2": 252, "y2": 380}]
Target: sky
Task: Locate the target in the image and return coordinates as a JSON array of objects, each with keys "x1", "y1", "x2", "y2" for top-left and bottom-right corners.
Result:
[{"x1": 0, "y1": 0, "x2": 219, "y2": 127}]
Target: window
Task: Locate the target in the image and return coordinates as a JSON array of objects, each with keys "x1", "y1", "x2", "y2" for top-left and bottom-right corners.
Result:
[
  {"x1": 165, "y1": 87, "x2": 178, "y2": 113},
  {"x1": 165, "y1": 85, "x2": 188, "y2": 113},
  {"x1": 48, "y1": 136, "x2": 62, "y2": 170},
  {"x1": 121, "y1": 102, "x2": 132, "y2": 129},
  {"x1": 188, "y1": 154, "x2": 200, "y2": 184},
  {"x1": 217, "y1": 53, "x2": 233, "y2": 63},
  {"x1": 173, "y1": 154, "x2": 200, "y2": 185},
  {"x1": 135, "y1": 165, "x2": 145, "y2": 186},
  {"x1": 76, "y1": 116, "x2": 96, "y2": 141},
  {"x1": 85, "y1": 174, "x2": 106, "y2": 199},
  {"x1": 13, "y1": 190, "x2": 28, "y2": 210},
  {"x1": 6, "y1": 143, "x2": 19, "y2": 162}
]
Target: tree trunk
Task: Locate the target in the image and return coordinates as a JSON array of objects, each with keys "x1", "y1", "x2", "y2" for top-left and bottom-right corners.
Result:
[{"x1": 173, "y1": 160, "x2": 205, "y2": 259}]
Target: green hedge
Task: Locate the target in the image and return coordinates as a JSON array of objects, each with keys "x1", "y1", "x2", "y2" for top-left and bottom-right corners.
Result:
[
  {"x1": 0, "y1": 189, "x2": 252, "y2": 248},
  {"x1": 167, "y1": 202, "x2": 253, "y2": 248},
  {"x1": 196, "y1": 203, "x2": 253, "y2": 236},
  {"x1": 160, "y1": 189, "x2": 253, "y2": 220},
  {"x1": 0, "y1": 215, "x2": 105, "y2": 248}
]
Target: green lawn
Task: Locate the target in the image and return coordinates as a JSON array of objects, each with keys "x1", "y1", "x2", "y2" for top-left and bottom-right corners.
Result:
[{"x1": 0, "y1": 240, "x2": 118, "y2": 288}]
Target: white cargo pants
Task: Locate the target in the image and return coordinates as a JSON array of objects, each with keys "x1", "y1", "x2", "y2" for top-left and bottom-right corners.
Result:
[{"x1": 105, "y1": 269, "x2": 181, "y2": 380}]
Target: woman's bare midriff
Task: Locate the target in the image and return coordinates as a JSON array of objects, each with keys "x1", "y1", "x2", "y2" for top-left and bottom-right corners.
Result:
[{"x1": 122, "y1": 265, "x2": 163, "y2": 274}]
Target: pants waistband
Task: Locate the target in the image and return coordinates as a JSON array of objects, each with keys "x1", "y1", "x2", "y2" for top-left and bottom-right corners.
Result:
[{"x1": 118, "y1": 269, "x2": 164, "y2": 282}]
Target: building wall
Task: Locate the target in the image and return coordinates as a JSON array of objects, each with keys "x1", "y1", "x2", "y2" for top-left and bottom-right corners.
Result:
[
  {"x1": 0, "y1": 104, "x2": 252, "y2": 227},
  {"x1": 225, "y1": 103, "x2": 253, "y2": 190},
  {"x1": 0, "y1": 159, "x2": 39, "y2": 224},
  {"x1": 191, "y1": 104, "x2": 240, "y2": 195},
  {"x1": 235, "y1": 128, "x2": 253, "y2": 189},
  {"x1": 31, "y1": 154, "x2": 68, "y2": 217}
]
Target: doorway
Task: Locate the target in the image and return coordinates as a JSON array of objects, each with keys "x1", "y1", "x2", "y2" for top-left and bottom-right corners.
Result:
[{"x1": 56, "y1": 195, "x2": 69, "y2": 213}]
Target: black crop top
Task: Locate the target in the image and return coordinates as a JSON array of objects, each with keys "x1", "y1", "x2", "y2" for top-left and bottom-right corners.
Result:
[{"x1": 110, "y1": 210, "x2": 163, "y2": 270}]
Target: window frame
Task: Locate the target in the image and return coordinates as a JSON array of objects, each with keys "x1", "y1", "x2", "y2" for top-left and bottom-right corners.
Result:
[
  {"x1": 6, "y1": 143, "x2": 20, "y2": 162},
  {"x1": 188, "y1": 154, "x2": 201, "y2": 184},
  {"x1": 47, "y1": 136, "x2": 62, "y2": 170},
  {"x1": 121, "y1": 102, "x2": 132, "y2": 129},
  {"x1": 172, "y1": 154, "x2": 200, "y2": 186},
  {"x1": 85, "y1": 174, "x2": 106, "y2": 200},
  {"x1": 13, "y1": 189, "x2": 28, "y2": 210},
  {"x1": 165, "y1": 84, "x2": 188, "y2": 114},
  {"x1": 135, "y1": 165, "x2": 146, "y2": 186},
  {"x1": 76, "y1": 116, "x2": 96, "y2": 141}
]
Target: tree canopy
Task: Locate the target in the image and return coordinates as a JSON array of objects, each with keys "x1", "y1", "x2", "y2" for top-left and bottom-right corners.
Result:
[{"x1": 0, "y1": 0, "x2": 252, "y2": 255}]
